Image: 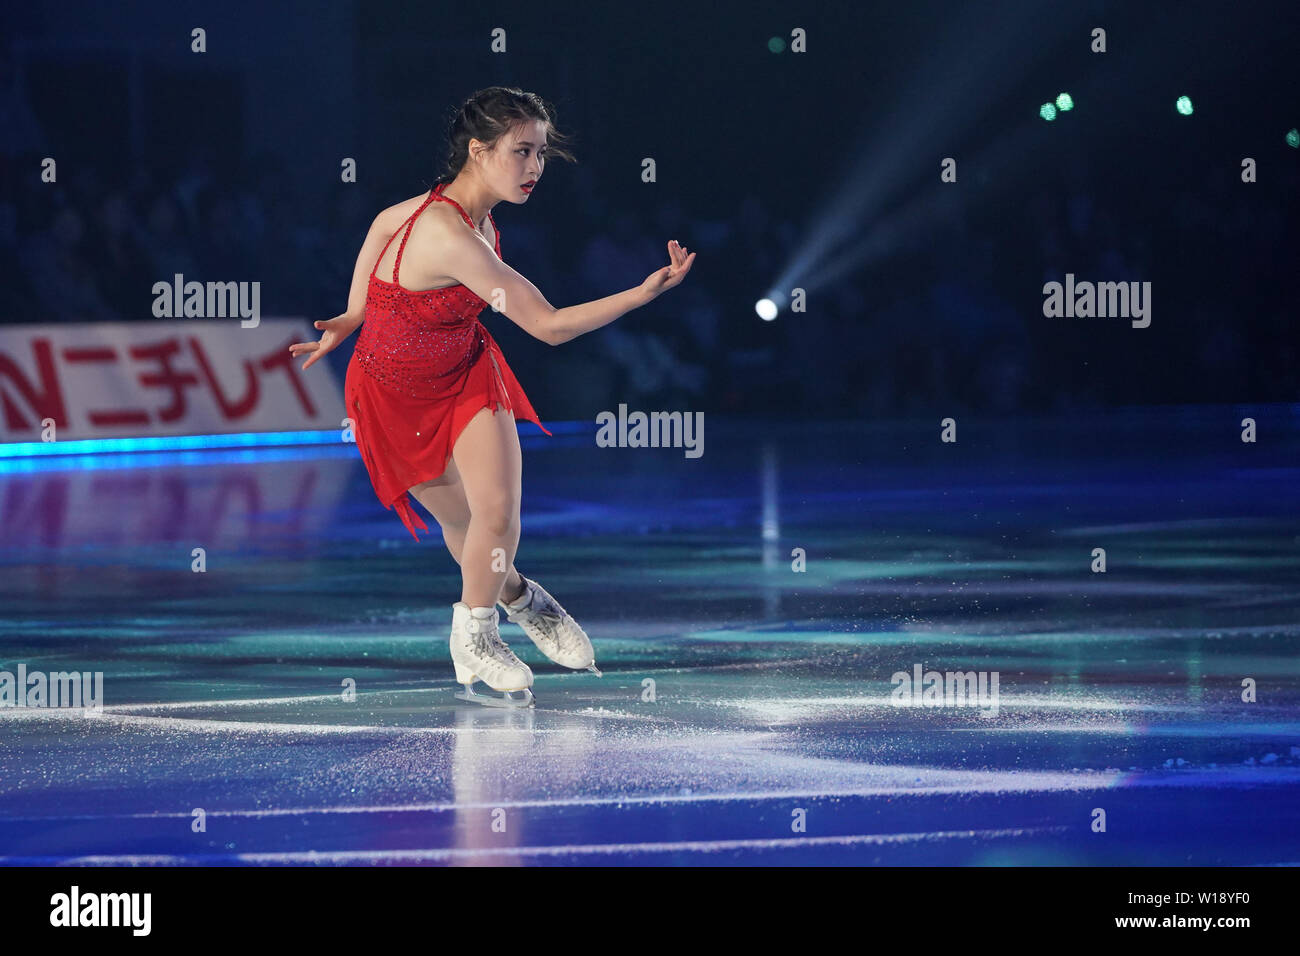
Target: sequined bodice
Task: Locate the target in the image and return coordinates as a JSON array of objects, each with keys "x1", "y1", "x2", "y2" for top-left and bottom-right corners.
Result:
[{"x1": 354, "y1": 183, "x2": 502, "y2": 399}]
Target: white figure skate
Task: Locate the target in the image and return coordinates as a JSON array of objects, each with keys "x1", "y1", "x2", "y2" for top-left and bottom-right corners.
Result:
[
  {"x1": 448, "y1": 603, "x2": 535, "y2": 708},
  {"x1": 498, "y1": 575, "x2": 602, "y2": 676}
]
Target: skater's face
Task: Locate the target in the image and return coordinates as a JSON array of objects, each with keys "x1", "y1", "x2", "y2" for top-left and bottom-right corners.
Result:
[{"x1": 474, "y1": 119, "x2": 548, "y2": 204}]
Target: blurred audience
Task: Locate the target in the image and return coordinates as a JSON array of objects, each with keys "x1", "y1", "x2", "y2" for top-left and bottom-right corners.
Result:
[{"x1": 2, "y1": 137, "x2": 1293, "y2": 415}]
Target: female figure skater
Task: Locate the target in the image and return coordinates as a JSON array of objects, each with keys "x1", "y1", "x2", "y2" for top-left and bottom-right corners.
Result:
[{"x1": 289, "y1": 87, "x2": 696, "y2": 707}]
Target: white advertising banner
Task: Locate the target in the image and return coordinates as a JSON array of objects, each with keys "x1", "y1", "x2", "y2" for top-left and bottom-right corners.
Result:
[{"x1": 0, "y1": 319, "x2": 346, "y2": 442}]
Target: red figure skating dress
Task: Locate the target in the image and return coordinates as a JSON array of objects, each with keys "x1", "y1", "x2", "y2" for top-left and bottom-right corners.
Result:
[{"x1": 344, "y1": 183, "x2": 552, "y2": 540}]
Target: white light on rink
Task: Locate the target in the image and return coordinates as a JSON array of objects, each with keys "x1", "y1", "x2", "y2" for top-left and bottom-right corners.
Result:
[{"x1": 755, "y1": 298, "x2": 778, "y2": 321}]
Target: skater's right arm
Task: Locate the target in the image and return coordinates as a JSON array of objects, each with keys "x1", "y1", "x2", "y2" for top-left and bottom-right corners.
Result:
[
  {"x1": 289, "y1": 207, "x2": 408, "y2": 370},
  {"x1": 340, "y1": 204, "x2": 422, "y2": 327},
  {"x1": 427, "y1": 218, "x2": 696, "y2": 346}
]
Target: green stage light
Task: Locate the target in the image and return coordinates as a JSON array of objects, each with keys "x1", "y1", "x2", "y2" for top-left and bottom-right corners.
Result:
[
  {"x1": 1176, "y1": 95, "x2": 1194, "y2": 115},
  {"x1": 1040, "y1": 102, "x2": 1058, "y2": 121},
  {"x1": 1287, "y1": 128, "x2": 1299, "y2": 148},
  {"x1": 1055, "y1": 93, "x2": 1074, "y2": 111}
]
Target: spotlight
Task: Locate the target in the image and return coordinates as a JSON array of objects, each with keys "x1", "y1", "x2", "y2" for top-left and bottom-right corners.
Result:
[
  {"x1": 1176, "y1": 95, "x2": 1194, "y2": 116},
  {"x1": 1055, "y1": 92, "x2": 1073, "y2": 111},
  {"x1": 1039, "y1": 103, "x2": 1058, "y2": 121},
  {"x1": 755, "y1": 298, "x2": 778, "y2": 321}
]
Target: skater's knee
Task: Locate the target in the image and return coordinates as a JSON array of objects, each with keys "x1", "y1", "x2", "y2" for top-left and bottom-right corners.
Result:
[
  {"x1": 474, "y1": 511, "x2": 519, "y2": 539},
  {"x1": 469, "y1": 495, "x2": 519, "y2": 538}
]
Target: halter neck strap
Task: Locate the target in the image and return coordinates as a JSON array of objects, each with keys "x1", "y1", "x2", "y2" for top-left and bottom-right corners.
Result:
[{"x1": 369, "y1": 184, "x2": 500, "y2": 285}]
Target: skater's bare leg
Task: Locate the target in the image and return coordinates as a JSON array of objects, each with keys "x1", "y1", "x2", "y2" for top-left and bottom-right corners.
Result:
[
  {"x1": 409, "y1": 459, "x2": 526, "y2": 603},
  {"x1": 445, "y1": 403, "x2": 524, "y2": 608}
]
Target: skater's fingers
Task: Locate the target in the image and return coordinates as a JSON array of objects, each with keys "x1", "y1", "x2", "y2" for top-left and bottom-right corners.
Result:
[
  {"x1": 665, "y1": 253, "x2": 695, "y2": 288},
  {"x1": 288, "y1": 341, "x2": 320, "y2": 355}
]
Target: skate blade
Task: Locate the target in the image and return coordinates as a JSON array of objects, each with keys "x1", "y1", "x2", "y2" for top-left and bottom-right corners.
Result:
[{"x1": 454, "y1": 685, "x2": 535, "y2": 709}]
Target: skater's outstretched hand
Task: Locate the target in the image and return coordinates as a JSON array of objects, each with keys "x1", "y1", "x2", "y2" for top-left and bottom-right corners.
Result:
[
  {"x1": 289, "y1": 312, "x2": 361, "y2": 370},
  {"x1": 639, "y1": 240, "x2": 696, "y2": 302}
]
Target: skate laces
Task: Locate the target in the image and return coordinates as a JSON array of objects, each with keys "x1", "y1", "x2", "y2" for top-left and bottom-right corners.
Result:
[
  {"x1": 503, "y1": 581, "x2": 586, "y2": 656},
  {"x1": 466, "y1": 614, "x2": 524, "y2": 667},
  {"x1": 526, "y1": 591, "x2": 579, "y2": 649}
]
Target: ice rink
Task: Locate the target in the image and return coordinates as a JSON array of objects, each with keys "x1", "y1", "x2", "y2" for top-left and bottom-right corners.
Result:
[{"x1": 2, "y1": 407, "x2": 1298, "y2": 865}]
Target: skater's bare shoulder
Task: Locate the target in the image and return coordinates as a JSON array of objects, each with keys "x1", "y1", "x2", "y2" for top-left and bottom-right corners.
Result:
[
  {"x1": 392, "y1": 200, "x2": 495, "y2": 286},
  {"x1": 370, "y1": 192, "x2": 436, "y2": 237}
]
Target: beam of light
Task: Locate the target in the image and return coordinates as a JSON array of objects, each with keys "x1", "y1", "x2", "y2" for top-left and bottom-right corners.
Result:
[
  {"x1": 755, "y1": 298, "x2": 778, "y2": 321},
  {"x1": 771, "y1": 0, "x2": 1093, "y2": 300},
  {"x1": 778, "y1": 0, "x2": 1184, "y2": 300},
  {"x1": 759, "y1": 441, "x2": 782, "y2": 616},
  {"x1": 805, "y1": 114, "x2": 1057, "y2": 292}
]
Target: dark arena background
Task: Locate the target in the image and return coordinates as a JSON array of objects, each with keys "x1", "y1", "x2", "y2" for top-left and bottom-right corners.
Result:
[{"x1": 1, "y1": 0, "x2": 1298, "y2": 926}]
